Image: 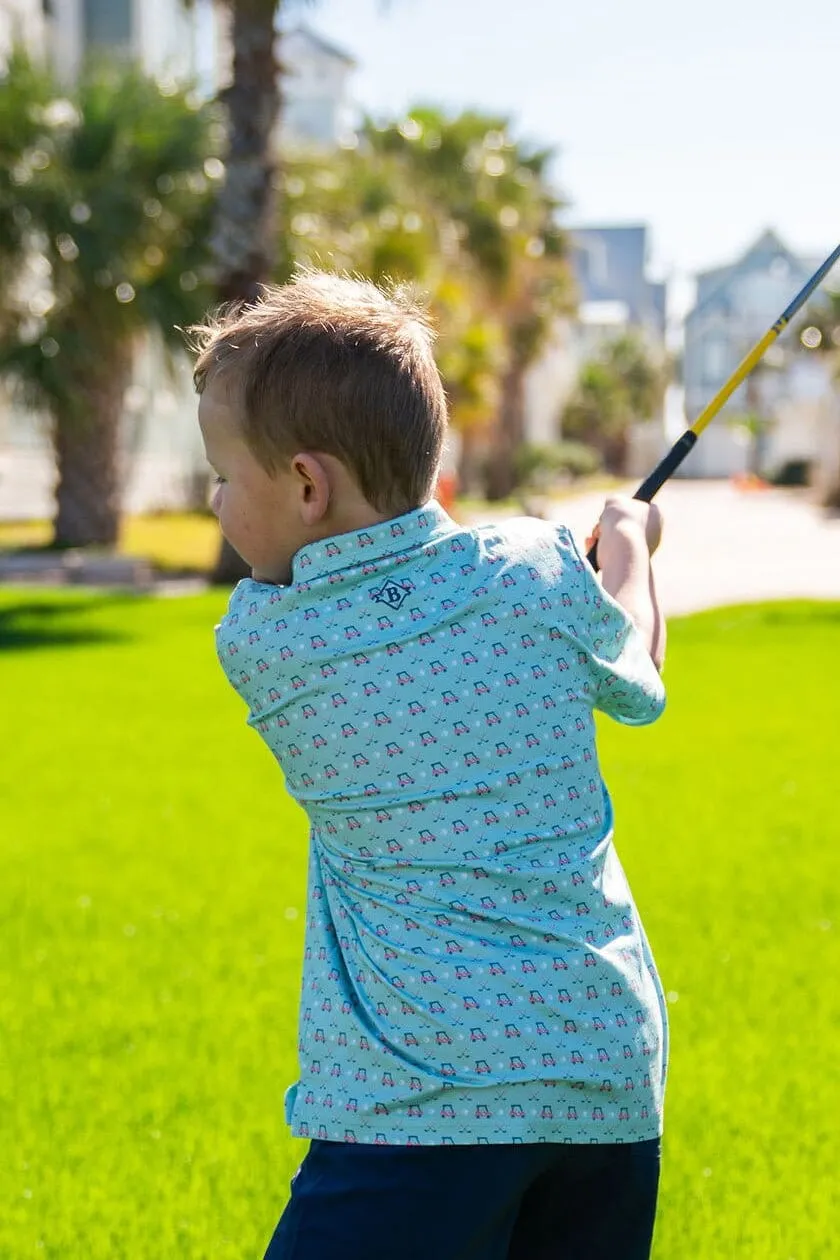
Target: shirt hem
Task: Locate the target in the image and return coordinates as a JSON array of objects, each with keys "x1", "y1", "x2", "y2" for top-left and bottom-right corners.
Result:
[{"x1": 288, "y1": 1118, "x2": 664, "y2": 1146}]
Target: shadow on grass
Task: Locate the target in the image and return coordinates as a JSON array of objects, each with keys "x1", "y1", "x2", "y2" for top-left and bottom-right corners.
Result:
[
  {"x1": 761, "y1": 601, "x2": 840, "y2": 624},
  {"x1": 0, "y1": 597, "x2": 138, "y2": 652}
]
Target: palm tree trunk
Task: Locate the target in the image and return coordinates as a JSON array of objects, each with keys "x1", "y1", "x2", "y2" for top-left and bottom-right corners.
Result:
[
  {"x1": 210, "y1": 0, "x2": 281, "y2": 583},
  {"x1": 485, "y1": 359, "x2": 527, "y2": 500},
  {"x1": 52, "y1": 351, "x2": 132, "y2": 548},
  {"x1": 457, "y1": 424, "x2": 483, "y2": 497},
  {"x1": 745, "y1": 373, "x2": 764, "y2": 477},
  {"x1": 210, "y1": 535, "x2": 251, "y2": 585},
  {"x1": 602, "y1": 429, "x2": 629, "y2": 476},
  {"x1": 210, "y1": 0, "x2": 281, "y2": 305}
]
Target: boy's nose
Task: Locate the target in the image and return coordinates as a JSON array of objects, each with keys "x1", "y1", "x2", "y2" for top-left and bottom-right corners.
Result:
[{"x1": 210, "y1": 484, "x2": 222, "y2": 517}]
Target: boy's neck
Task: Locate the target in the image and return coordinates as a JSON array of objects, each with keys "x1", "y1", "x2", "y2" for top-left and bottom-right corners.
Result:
[
  {"x1": 315, "y1": 456, "x2": 403, "y2": 544},
  {"x1": 326, "y1": 501, "x2": 390, "y2": 540}
]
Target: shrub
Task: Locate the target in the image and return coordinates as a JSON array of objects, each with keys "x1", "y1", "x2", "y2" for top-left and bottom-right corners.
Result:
[
  {"x1": 515, "y1": 441, "x2": 602, "y2": 490},
  {"x1": 770, "y1": 459, "x2": 812, "y2": 488}
]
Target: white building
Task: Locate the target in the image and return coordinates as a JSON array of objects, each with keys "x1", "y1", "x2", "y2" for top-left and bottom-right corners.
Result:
[
  {"x1": 279, "y1": 24, "x2": 356, "y2": 150},
  {"x1": 0, "y1": 0, "x2": 44, "y2": 61},
  {"x1": 681, "y1": 229, "x2": 839, "y2": 480},
  {"x1": 0, "y1": 0, "x2": 214, "y2": 86},
  {"x1": 524, "y1": 225, "x2": 669, "y2": 478}
]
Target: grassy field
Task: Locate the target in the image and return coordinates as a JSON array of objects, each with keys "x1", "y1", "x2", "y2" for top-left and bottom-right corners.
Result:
[
  {"x1": 0, "y1": 514, "x2": 222, "y2": 575},
  {"x1": 1, "y1": 591, "x2": 837, "y2": 1259}
]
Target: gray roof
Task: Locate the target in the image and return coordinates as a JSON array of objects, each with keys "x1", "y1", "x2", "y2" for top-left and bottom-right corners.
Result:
[{"x1": 687, "y1": 229, "x2": 808, "y2": 324}]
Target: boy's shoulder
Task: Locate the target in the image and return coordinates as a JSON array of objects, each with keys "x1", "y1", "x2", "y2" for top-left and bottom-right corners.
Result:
[
  {"x1": 467, "y1": 514, "x2": 581, "y2": 573},
  {"x1": 470, "y1": 512, "x2": 572, "y2": 545},
  {"x1": 216, "y1": 512, "x2": 584, "y2": 638}
]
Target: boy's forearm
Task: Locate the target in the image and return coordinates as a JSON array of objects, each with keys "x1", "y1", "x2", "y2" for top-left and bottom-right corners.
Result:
[{"x1": 598, "y1": 526, "x2": 666, "y2": 670}]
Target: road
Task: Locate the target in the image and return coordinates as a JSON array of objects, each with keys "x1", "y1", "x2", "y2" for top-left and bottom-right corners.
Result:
[{"x1": 470, "y1": 480, "x2": 840, "y2": 616}]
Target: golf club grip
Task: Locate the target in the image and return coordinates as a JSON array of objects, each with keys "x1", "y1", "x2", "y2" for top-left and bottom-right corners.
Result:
[{"x1": 585, "y1": 430, "x2": 698, "y2": 571}]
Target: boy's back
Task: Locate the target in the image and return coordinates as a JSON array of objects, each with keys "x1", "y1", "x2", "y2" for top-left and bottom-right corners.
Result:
[
  {"x1": 194, "y1": 272, "x2": 668, "y2": 1258},
  {"x1": 216, "y1": 502, "x2": 668, "y2": 1147}
]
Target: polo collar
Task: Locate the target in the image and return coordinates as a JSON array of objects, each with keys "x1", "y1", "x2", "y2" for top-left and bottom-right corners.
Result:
[{"x1": 291, "y1": 499, "x2": 455, "y2": 583}]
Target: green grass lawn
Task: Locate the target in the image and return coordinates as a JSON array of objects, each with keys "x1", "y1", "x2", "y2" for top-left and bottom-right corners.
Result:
[
  {"x1": 1, "y1": 591, "x2": 837, "y2": 1258},
  {"x1": 0, "y1": 514, "x2": 222, "y2": 575}
]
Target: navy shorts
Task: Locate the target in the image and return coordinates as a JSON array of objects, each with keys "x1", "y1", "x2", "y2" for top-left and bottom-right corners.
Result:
[{"x1": 263, "y1": 1137, "x2": 661, "y2": 1260}]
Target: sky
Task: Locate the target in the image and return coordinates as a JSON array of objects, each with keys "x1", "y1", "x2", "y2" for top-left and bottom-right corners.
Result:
[{"x1": 313, "y1": 0, "x2": 839, "y2": 318}]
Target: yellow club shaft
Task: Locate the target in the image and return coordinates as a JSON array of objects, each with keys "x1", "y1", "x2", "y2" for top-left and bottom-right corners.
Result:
[{"x1": 690, "y1": 328, "x2": 777, "y2": 437}]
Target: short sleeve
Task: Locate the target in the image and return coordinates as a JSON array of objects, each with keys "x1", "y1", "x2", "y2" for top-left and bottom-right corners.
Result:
[{"x1": 559, "y1": 529, "x2": 666, "y2": 727}]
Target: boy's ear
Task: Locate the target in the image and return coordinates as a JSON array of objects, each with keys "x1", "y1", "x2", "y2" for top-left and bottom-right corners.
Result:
[{"x1": 291, "y1": 453, "x2": 331, "y2": 524}]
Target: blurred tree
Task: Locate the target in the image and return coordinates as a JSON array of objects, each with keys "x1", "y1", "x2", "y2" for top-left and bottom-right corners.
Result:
[
  {"x1": 434, "y1": 286, "x2": 504, "y2": 494},
  {"x1": 562, "y1": 333, "x2": 668, "y2": 473},
  {"x1": 276, "y1": 139, "x2": 504, "y2": 491},
  {"x1": 197, "y1": 0, "x2": 285, "y2": 581},
  {"x1": 0, "y1": 49, "x2": 218, "y2": 547},
  {"x1": 798, "y1": 293, "x2": 840, "y2": 505},
  {"x1": 725, "y1": 410, "x2": 775, "y2": 477},
  {"x1": 798, "y1": 292, "x2": 840, "y2": 356},
  {"x1": 206, "y1": 0, "x2": 283, "y2": 302},
  {"x1": 365, "y1": 108, "x2": 575, "y2": 499}
]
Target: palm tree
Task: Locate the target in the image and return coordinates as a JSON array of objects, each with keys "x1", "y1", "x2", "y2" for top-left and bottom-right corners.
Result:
[
  {"x1": 798, "y1": 293, "x2": 840, "y2": 505},
  {"x1": 200, "y1": 0, "x2": 285, "y2": 582},
  {"x1": 365, "y1": 108, "x2": 575, "y2": 498},
  {"x1": 276, "y1": 138, "x2": 505, "y2": 490},
  {"x1": 0, "y1": 49, "x2": 218, "y2": 547},
  {"x1": 207, "y1": 0, "x2": 282, "y2": 303},
  {"x1": 563, "y1": 332, "x2": 669, "y2": 473}
]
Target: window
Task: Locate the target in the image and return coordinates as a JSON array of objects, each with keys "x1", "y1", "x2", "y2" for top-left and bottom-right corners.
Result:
[
  {"x1": 83, "y1": 0, "x2": 132, "y2": 46},
  {"x1": 704, "y1": 339, "x2": 726, "y2": 383}
]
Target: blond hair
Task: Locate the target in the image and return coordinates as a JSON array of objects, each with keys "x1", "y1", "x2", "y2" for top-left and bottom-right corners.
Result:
[{"x1": 190, "y1": 272, "x2": 448, "y2": 514}]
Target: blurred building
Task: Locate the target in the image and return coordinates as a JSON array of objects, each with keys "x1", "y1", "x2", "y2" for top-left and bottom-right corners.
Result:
[
  {"x1": 525, "y1": 224, "x2": 669, "y2": 478},
  {"x1": 278, "y1": 25, "x2": 356, "y2": 150},
  {"x1": 0, "y1": 0, "x2": 43, "y2": 60},
  {"x1": 571, "y1": 225, "x2": 667, "y2": 353},
  {"x1": 681, "y1": 229, "x2": 838, "y2": 480},
  {"x1": 0, "y1": 0, "x2": 214, "y2": 86}
]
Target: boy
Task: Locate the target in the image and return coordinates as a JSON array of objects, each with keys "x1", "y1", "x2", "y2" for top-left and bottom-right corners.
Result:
[{"x1": 192, "y1": 273, "x2": 668, "y2": 1260}]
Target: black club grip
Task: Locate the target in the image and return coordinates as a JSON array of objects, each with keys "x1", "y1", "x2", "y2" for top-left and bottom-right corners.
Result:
[{"x1": 585, "y1": 430, "x2": 698, "y2": 571}]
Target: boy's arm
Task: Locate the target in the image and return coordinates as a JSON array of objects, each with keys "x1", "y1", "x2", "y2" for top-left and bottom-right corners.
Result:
[{"x1": 587, "y1": 497, "x2": 665, "y2": 671}]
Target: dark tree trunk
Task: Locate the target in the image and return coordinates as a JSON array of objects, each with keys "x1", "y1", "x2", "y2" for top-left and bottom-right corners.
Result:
[
  {"x1": 457, "y1": 424, "x2": 483, "y2": 497},
  {"x1": 211, "y1": 535, "x2": 250, "y2": 585},
  {"x1": 210, "y1": 0, "x2": 281, "y2": 305},
  {"x1": 602, "y1": 429, "x2": 629, "y2": 476},
  {"x1": 484, "y1": 359, "x2": 526, "y2": 500},
  {"x1": 745, "y1": 373, "x2": 764, "y2": 478},
  {"x1": 51, "y1": 350, "x2": 132, "y2": 549},
  {"x1": 210, "y1": 0, "x2": 282, "y2": 582}
]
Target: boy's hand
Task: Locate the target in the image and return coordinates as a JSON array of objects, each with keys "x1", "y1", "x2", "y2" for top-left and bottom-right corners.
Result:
[{"x1": 585, "y1": 496, "x2": 663, "y2": 568}]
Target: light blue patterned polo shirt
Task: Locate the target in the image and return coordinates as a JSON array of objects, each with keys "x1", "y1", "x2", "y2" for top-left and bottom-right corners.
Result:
[{"x1": 215, "y1": 501, "x2": 668, "y2": 1146}]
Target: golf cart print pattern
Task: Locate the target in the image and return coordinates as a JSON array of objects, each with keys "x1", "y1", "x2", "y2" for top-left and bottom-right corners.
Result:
[{"x1": 216, "y1": 502, "x2": 668, "y2": 1145}]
